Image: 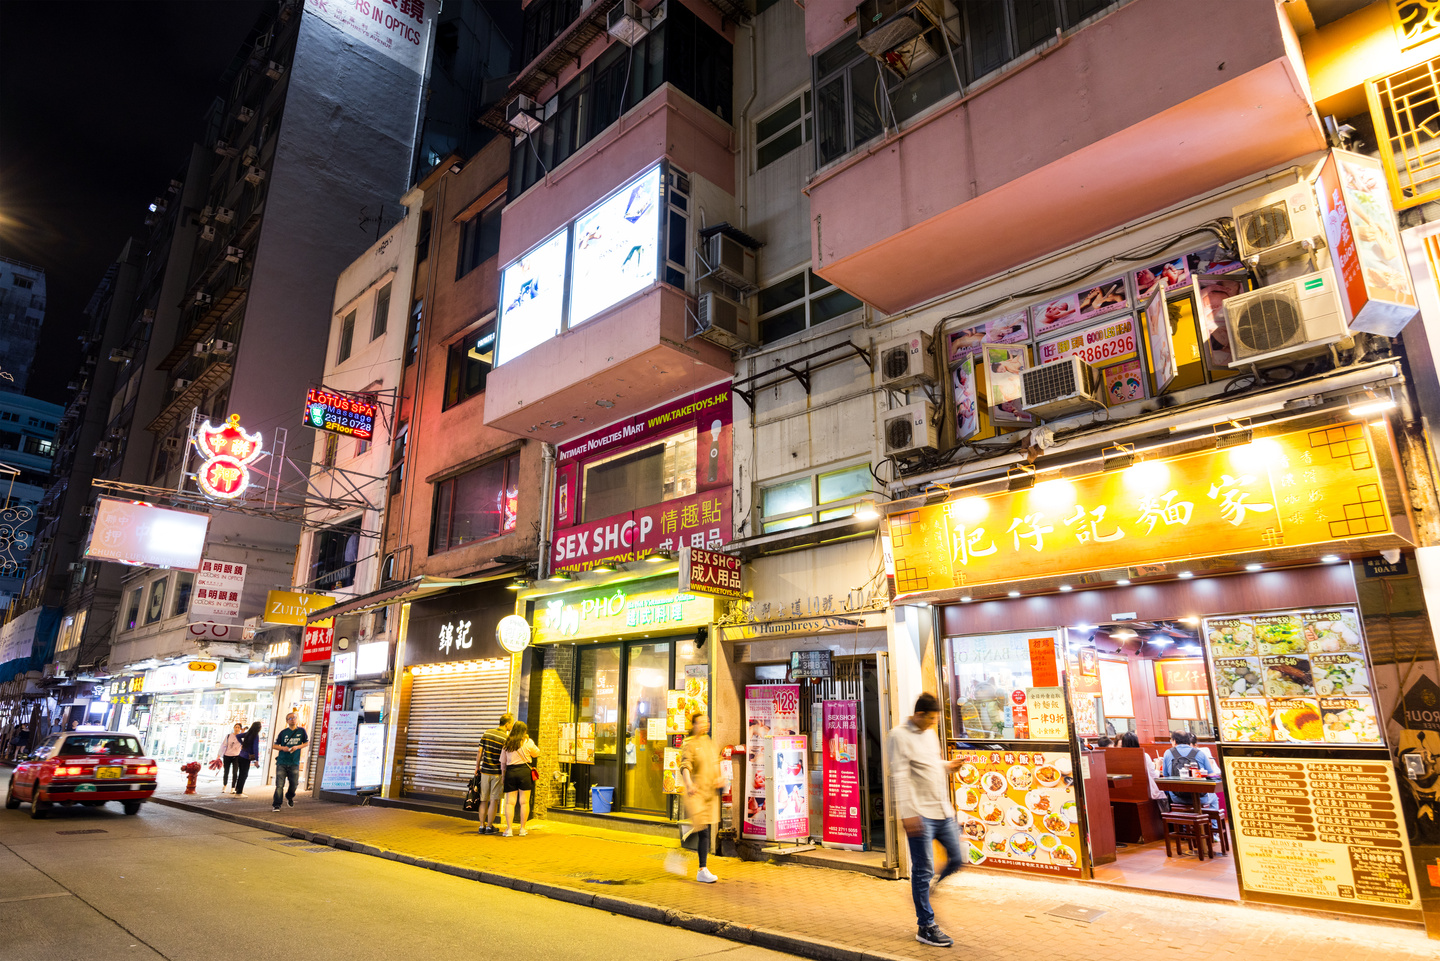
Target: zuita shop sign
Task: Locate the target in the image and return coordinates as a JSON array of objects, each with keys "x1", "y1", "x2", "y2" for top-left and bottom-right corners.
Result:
[{"x1": 496, "y1": 614, "x2": 532, "y2": 654}]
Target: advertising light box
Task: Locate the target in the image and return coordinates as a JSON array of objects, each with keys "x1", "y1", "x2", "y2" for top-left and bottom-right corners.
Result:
[
  {"x1": 569, "y1": 165, "x2": 661, "y2": 327},
  {"x1": 303, "y1": 388, "x2": 377, "y2": 439},
  {"x1": 84, "y1": 498, "x2": 209, "y2": 571},
  {"x1": 496, "y1": 229, "x2": 568, "y2": 366}
]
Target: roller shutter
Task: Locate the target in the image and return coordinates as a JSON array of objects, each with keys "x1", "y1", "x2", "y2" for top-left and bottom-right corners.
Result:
[{"x1": 401, "y1": 663, "x2": 509, "y2": 800}]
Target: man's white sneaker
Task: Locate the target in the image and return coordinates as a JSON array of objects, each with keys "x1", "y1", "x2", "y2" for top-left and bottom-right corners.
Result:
[{"x1": 696, "y1": 867, "x2": 718, "y2": 883}]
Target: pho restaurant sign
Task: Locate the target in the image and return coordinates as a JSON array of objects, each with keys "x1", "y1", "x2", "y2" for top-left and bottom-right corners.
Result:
[{"x1": 531, "y1": 577, "x2": 714, "y2": 645}]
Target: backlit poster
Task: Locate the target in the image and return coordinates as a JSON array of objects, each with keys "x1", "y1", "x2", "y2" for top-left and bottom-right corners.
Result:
[
  {"x1": 320, "y1": 711, "x2": 360, "y2": 791},
  {"x1": 497, "y1": 229, "x2": 568, "y2": 366},
  {"x1": 570, "y1": 165, "x2": 661, "y2": 327},
  {"x1": 743, "y1": 684, "x2": 800, "y2": 839},
  {"x1": 1143, "y1": 284, "x2": 1177, "y2": 393},
  {"x1": 354, "y1": 722, "x2": 386, "y2": 790},
  {"x1": 822, "y1": 700, "x2": 863, "y2": 848},
  {"x1": 769, "y1": 734, "x2": 809, "y2": 840}
]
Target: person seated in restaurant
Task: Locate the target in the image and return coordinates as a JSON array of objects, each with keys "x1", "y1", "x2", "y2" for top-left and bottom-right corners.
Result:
[
  {"x1": 1162, "y1": 731, "x2": 1219, "y2": 810},
  {"x1": 1119, "y1": 732, "x2": 1166, "y2": 803}
]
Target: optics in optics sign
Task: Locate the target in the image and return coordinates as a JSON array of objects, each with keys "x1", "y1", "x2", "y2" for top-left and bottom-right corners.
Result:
[{"x1": 196, "y1": 414, "x2": 263, "y2": 500}]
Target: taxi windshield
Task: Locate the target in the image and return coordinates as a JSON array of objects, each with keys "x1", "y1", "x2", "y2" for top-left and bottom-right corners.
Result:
[{"x1": 58, "y1": 735, "x2": 143, "y2": 758}]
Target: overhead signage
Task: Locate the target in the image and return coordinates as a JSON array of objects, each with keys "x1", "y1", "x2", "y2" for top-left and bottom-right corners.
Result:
[
  {"x1": 1363, "y1": 555, "x2": 1407, "y2": 578},
  {"x1": 556, "y1": 382, "x2": 733, "y2": 466},
  {"x1": 531, "y1": 577, "x2": 714, "y2": 645},
  {"x1": 886, "y1": 420, "x2": 1392, "y2": 594},
  {"x1": 264, "y1": 590, "x2": 334, "y2": 626},
  {"x1": 1316, "y1": 149, "x2": 1417, "y2": 337},
  {"x1": 1036, "y1": 313, "x2": 1138, "y2": 367},
  {"x1": 570, "y1": 165, "x2": 661, "y2": 328},
  {"x1": 679, "y1": 545, "x2": 745, "y2": 599},
  {"x1": 356, "y1": 640, "x2": 389, "y2": 675},
  {"x1": 143, "y1": 659, "x2": 221, "y2": 693},
  {"x1": 1153, "y1": 657, "x2": 1208, "y2": 696},
  {"x1": 790, "y1": 649, "x2": 832, "y2": 679},
  {"x1": 821, "y1": 700, "x2": 863, "y2": 848},
  {"x1": 195, "y1": 414, "x2": 264, "y2": 500},
  {"x1": 303, "y1": 388, "x2": 377, "y2": 440},
  {"x1": 332, "y1": 650, "x2": 357, "y2": 683},
  {"x1": 495, "y1": 614, "x2": 532, "y2": 654},
  {"x1": 302, "y1": 621, "x2": 335, "y2": 662},
  {"x1": 553, "y1": 489, "x2": 731, "y2": 573},
  {"x1": 84, "y1": 498, "x2": 209, "y2": 571},
  {"x1": 190, "y1": 558, "x2": 246, "y2": 624},
  {"x1": 496, "y1": 229, "x2": 568, "y2": 366}
]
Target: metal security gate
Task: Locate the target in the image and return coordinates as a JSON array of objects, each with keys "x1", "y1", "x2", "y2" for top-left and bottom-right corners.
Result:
[{"x1": 401, "y1": 663, "x2": 509, "y2": 800}]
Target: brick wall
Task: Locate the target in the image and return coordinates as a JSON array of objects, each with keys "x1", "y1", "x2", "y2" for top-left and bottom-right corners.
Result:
[{"x1": 533, "y1": 643, "x2": 574, "y2": 815}]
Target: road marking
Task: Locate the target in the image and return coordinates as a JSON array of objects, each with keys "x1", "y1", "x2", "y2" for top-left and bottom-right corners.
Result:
[{"x1": 0, "y1": 892, "x2": 74, "y2": 904}]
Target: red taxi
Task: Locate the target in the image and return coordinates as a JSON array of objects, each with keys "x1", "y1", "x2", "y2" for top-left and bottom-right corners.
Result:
[{"x1": 5, "y1": 732, "x2": 158, "y2": 818}]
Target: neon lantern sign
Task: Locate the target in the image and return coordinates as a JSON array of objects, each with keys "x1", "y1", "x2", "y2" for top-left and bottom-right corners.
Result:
[{"x1": 195, "y1": 414, "x2": 263, "y2": 500}]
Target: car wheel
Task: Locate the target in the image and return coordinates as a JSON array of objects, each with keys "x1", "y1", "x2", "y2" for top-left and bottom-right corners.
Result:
[
  {"x1": 29, "y1": 797, "x2": 49, "y2": 819},
  {"x1": 123, "y1": 801, "x2": 141, "y2": 816},
  {"x1": 4, "y1": 781, "x2": 18, "y2": 809}
]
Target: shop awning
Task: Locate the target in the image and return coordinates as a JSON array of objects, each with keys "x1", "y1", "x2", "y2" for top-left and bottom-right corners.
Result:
[{"x1": 305, "y1": 566, "x2": 524, "y2": 623}]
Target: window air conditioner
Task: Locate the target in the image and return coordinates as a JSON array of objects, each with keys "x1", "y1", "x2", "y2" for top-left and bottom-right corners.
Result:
[
  {"x1": 882, "y1": 401, "x2": 939, "y2": 457},
  {"x1": 141, "y1": 309, "x2": 155, "y2": 323},
  {"x1": 199, "y1": 206, "x2": 214, "y2": 222},
  {"x1": 1020, "y1": 356, "x2": 1103, "y2": 419},
  {"x1": 168, "y1": 179, "x2": 183, "y2": 193},
  {"x1": 212, "y1": 340, "x2": 236, "y2": 356},
  {"x1": 194, "y1": 292, "x2": 213, "y2": 306},
  {"x1": 200, "y1": 225, "x2": 217, "y2": 242},
  {"x1": 506, "y1": 96, "x2": 542, "y2": 134},
  {"x1": 162, "y1": 437, "x2": 182, "y2": 453},
  {"x1": 214, "y1": 140, "x2": 234, "y2": 157},
  {"x1": 244, "y1": 165, "x2": 266, "y2": 185},
  {"x1": 173, "y1": 379, "x2": 193, "y2": 392},
  {"x1": 237, "y1": 107, "x2": 255, "y2": 124},
  {"x1": 224, "y1": 245, "x2": 245, "y2": 263},
  {"x1": 1232, "y1": 182, "x2": 1324, "y2": 265},
  {"x1": 695, "y1": 291, "x2": 755, "y2": 348},
  {"x1": 703, "y1": 233, "x2": 756, "y2": 288},
  {"x1": 264, "y1": 60, "x2": 285, "y2": 80},
  {"x1": 214, "y1": 207, "x2": 235, "y2": 224},
  {"x1": 108, "y1": 348, "x2": 134, "y2": 363},
  {"x1": 241, "y1": 146, "x2": 258, "y2": 165},
  {"x1": 609, "y1": 0, "x2": 659, "y2": 46},
  {"x1": 856, "y1": 0, "x2": 946, "y2": 78},
  {"x1": 1222, "y1": 268, "x2": 1348, "y2": 368},
  {"x1": 67, "y1": 562, "x2": 83, "y2": 573},
  {"x1": 878, "y1": 331, "x2": 936, "y2": 386},
  {"x1": 194, "y1": 341, "x2": 214, "y2": 357}
]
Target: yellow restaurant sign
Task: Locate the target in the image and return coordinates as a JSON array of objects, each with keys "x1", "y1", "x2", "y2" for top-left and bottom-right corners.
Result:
[
  {"x1": 264, "y1": 589, "x2": 335, "y2": 626},
  {"x1": 531, "y1": 577, "x2": 715, "y2": 645},
  {"x1": 887, "y1": 421, "x2": 1392, "y2": 594}
]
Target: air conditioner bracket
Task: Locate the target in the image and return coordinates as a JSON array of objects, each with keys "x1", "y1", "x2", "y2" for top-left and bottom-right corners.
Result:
[{"x1": 732, "y1": 340, "x2": 873, "y2": 410}]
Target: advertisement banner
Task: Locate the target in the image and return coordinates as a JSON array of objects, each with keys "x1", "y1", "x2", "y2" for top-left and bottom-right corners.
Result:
[
  {"x1": 556, "y1": 381, "x2": 733, "y2": 473},
  {"x1": 822, "y1": 701, "x2": 864, "y2": 848},
  {"x1": 954, "y1": 749, "x2": 1081, "y2": 876},
  {"x1": 302, "y1": 622, "x2": 335, "y2": 663},
  {"x1": 303, "y1": 388, "x2": 377, "y2": 439},
  {"x1": 946, "y1": 309, "x2": 1030, "y2": 363},
  {"x1": 1318, "y1": 150, "x2": 1418, "y2": 337},
  {"x1": 532, "y1": 577, "x2": 715, "y2": 645},
  {"x1": 979, "y1": 345, "x2": 1032, "y2": 426},
  {"x1": 85, "y1": 497, "x2": 209, "y2": 571},
  {"x1": 143, "y1": 660, "x2": 220, "y2": 693},
  {"x1": 743, "y1": 684, "x2": 801, "y2": 839},
  {"x1": 1143, "y1": 284, "x2": 1177, "y2": 393},
  {"x1": 769, "y1": 734, "x2": 809, "y2": 840},
  {"x1": 306, "y1": 0, "x2": 433, "y2": 73},
  {"x1": 190, "y1": 558, "x2": 246, "y2": 624},
  {"x1": 354, "y1": 723, "x2": 387, "y2": 790},
  {"x1": 318, "y1": 684, "x2": 345, "y2": 755},
  {"x1": 320, "y1": 711, "x2": 360, "y2": 791},
  {"x1": 1037, "y1": 313, "x2": 1138, "y2": 367},
  {"x1": 679, "y1": 545, "x2": 745, "y2": 599},
  {"x1": 570, "y1": 165, "x2": 661, "y2": 327},
  {"x1": 553, "y1": 489, "x2": 731, "y2": 573},
  {"x1": 497, "y1": 229, "x2": 568, "y2": 366},
  {"x1": 953, "y1": 354, "x2": 979, "y2": 439}
]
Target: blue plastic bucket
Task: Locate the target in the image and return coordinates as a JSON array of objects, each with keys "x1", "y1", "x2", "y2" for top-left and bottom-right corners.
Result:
[{"x1": 591, "y1": 785, "x2": 615, "y2": 813}]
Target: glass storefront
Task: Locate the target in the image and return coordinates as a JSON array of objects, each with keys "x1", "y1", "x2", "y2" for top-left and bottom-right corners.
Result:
[{"x1": 145, "y1": 685, "x2": 276, "y2": 765}]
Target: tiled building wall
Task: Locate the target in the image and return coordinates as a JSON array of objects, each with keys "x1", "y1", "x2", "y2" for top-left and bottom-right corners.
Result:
[{"x1": 533, "y1": 643, "x2": 574, "y2": 814}]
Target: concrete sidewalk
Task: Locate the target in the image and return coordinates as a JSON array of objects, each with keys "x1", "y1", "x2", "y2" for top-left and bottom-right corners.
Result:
[{"x1": 149, "y1": 776, "x2": 1436, "y2": 961}]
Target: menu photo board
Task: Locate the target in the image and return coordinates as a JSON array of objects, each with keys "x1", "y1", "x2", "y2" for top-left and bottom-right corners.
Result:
[
  {"x1": 558, "y1": 722, "x2": 576, "y2": 762},
  {"x1": 575, "y1": 721, "x2": 595, "y2": 764},
  {"x1": 1204, "y1": 607, "x2": 1381, "y2": 745},
  {"x1": 320, "y1": 710, "x2": 360, "y2": 791},
  {"x1": 1224, "y1": 754, "x2": 1420, "y2": 910},
  {"x1": 955, "y1": 749, "x2": 1081, "y2": 877}
]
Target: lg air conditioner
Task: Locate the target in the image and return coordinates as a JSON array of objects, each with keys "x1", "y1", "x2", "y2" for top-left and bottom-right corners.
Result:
[
  {"x1": 244, "y1": 166, "x2": 266, "y2": 185},
  {"x1": 695, "y1": 291, "x2": 755, "y2": 348},
  {"x1": 200, "y1": 225, "x2": 217, "y2": 242},
  {"x1": 1222, "y1": 268, "x2": 1349, "y2": 368},
  {"x1": 878, "y1": 331, "x2": 936, "y2": 386},
  {"x1": 1232, "y1": 182, "x2": 1324, "y2": 265},
  {"x1": 883, "y1": 401, "x2": 939, "y2": 457},
  {"x1": 703, "y1": 233, "x2": 757, "y2": 288},
  {"x1": 1020, "y1": 356, "x2": 1103, "y2": 419},
  {"x1": 506, "y1": 96, "x2": 543, "y2": 134},
  {"x1": 214, "y1": 207, "x2": 235, "y2": 224},
  {"x1": 224, "y1": 245, "x2": 245, "y2": 263}
]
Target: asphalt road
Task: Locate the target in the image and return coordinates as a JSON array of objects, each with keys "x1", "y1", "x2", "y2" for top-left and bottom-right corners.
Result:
[{"x1": 0, "y1": 771, "x2": 793, "y2": 961}]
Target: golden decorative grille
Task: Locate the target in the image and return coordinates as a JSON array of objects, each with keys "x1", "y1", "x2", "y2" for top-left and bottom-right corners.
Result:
[
  {"x1": 1367, "y1": 56, "x2": 1440, "y2": 208},
  {"x1": 1393, "y1": 0, "x2": 1440, "y2": 50}
]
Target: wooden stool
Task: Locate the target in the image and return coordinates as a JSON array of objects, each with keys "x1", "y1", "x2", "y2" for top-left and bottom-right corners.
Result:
[
  {"x1": 1206, "y1": 809, "x2": 1230, "y2": 855},
  {"x1": 1162, "y1": 811, "x2": 1213, "y2": 860}
]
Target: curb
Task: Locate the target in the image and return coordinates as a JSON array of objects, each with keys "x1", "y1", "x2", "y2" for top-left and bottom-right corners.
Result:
[{"x1": 151, "y1": 795, "x2": 913, "y2": 961}]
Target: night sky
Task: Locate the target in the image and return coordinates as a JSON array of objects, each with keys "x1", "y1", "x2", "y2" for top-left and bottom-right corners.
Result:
[{"x1": 0, "y1": 0, "x2": 272, "y2": 406}]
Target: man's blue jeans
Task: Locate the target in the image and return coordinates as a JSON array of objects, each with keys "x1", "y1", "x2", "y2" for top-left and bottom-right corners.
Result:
[
  {"x1": 272, "y1": 764, "x2": 299, "y2": 807},
  {"x1": 906, "y1": 816, "x2": 962, "y2": 928}
]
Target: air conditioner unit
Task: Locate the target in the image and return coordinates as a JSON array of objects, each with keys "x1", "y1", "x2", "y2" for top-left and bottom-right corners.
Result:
[
  {"x1": 214, "y1": 207, "x2": 235, "y2": 224},
  {"x1": 244, "y1": 165, "x2": 266, "y2": 185},
  {"x1": 141, "y1": 309, "x2": 155, "y2": 323},
  {"x1": 241, "y1": 146, "x2": 258, "y2": 165},
  {"x1": 67, "y1": 563, "x2": 83, "y2": 573},
  {"x1": 264, "y1": 60, "x2": 285, "y2": 80},
  {"x1": 237, "y1": 107, "x2": 255, "y2": 124},
  {"x1": 224, "y1": 245, "x2": 245, "y2": 263},
  {"x1": 856, "y1": 0, "x2": 947, "y2": 78},
  {"x1": 194, "y1": 292, "x2": 213, "y2": 306},
  {"x1": 212, "y1": 340, "x2": 236, "y2": 356},
  {"x1": 1020, "y1": 356, "x2": 1103, "y2": 419},
  {"x1": 1222, "y1": 268, "x2": 1349, "y2": 368},
  {"x1": 200, "y1": 225, "x2": 217, "y2": 242},
  {"x1": 1232, "y1": 182, "x2": 1324, "y2": 265},
  {"x1": 878, "y1": 331, "x2": 936, "y2": 386},
  {"x1": 151, "y1": 197, "x2": 167, "y2": 213},
  {"x1": 703, "y1": 233, "x2": 756, "y2": 288},
  {"x1": 194, "y1": 341, "x2": 214, "y2": 357},
  {"x1": 168, "y1": 179, "x2": 183, "y2": 193},
  {"x1": 695, "y1": 291, "x2": 755, "y2": 348},
  {"x1": 199, "y1": 205, "x2": 214, "y2": 222},
  {"x1": 506, "y1": 95, "x2": 542, "y2": 134},
  {"x1": 107, "y1": 348, "x2": 134, "y2": 363},
  {"x1": 162, "y1": 437, "x2": 182, "y2": 453},
  {"x1": 608, "y1": 0, "x2": 656, "y2": 46},
  {"x1": 173, "y1": 379, "x2": 193, "y2": 392},
  {"x1": 214, "y1": 139, "x2": 233, "y2": 156},
  {"x1": 882, "y1": 401, "x2": 939, "y2": 457}
]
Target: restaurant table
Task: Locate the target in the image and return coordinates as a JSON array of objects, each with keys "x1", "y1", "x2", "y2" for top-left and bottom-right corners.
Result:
[{"x1": 1155, "y1": 776, "x2": 1221, "y2": 812}]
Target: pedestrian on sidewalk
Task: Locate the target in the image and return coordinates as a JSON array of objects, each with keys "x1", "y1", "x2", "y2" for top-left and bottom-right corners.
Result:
[
  {"x1": 888, "y1": 692, "x2": 963, "y2": 949},
  {"x1": 670, "y1": 710, "x2": 722, "y2": 883},
  {"x1": 217, "y1": 723, "x2": 244, "y2": 792},
  {"x1": 272, "y1": 713, "x2": 309, "y2": 812},
  {"x1": 233, "y1": 721, "x2": 262, "y2": 796},
  {"x1": 7, "y1": 723, "x2": 29, "y2": 761},
  {"x1": 474, "y1": 712, "x2": 514, "y2": 834},
  {"x1": 498, "y1": 721, "x2": 540, "y2": 836}
]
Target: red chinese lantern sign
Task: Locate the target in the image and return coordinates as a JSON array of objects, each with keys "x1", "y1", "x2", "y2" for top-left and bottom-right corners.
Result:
[{"x1": 195, "y1": 414, "x2": 263, "y2": 500}]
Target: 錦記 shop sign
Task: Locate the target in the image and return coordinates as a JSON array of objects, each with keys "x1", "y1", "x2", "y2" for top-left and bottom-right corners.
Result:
[
  {"x1": 531, "y1": 577, "x2": 715, "y2": 645},
  {"x1": 303, "y1": 388, "x2": 377, "y2": 440}
]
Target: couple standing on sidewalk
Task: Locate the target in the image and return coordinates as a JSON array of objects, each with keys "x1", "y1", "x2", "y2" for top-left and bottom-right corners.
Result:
[{"x1": 473, "y1": 713, "x2": 541, "y2": 836}]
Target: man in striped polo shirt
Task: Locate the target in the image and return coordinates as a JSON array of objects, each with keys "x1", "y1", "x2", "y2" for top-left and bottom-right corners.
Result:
[{"x1": 474, "y1": 713, "x2": 514, "y2": 834}]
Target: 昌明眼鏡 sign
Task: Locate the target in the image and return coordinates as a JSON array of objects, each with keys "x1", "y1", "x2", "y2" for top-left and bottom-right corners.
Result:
[
  {"x1": 195, "y1": 414, "x2": 264, "y2": 500},
  {"x1": 886, "y1": 421, "x2": 1394, "y2": 593}
]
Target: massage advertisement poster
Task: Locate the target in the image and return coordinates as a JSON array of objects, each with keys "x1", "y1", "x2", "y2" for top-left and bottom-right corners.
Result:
[
  {"x1": 743, "y1": 684, "x2": 800, "y2": 839},
  {"x1": 822, "y1": 700, "x2": 864, "y2": 848}
]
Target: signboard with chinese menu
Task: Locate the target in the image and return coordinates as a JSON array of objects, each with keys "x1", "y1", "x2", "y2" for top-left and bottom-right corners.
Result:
[
  {"x1": 320, "y1": 711, "x2": 360, "y2": 791},
  {"x1": 1317, "y1": 149, "x2": 1417, "y2": 337},
  {"x1": 190, "y1": 559, "x2": 246, "y2": 623},
  {"x1": 531, "y1": 578, "x2": 715, "y2": 645},
  {"x1": 679, "y1": 545, "x2": 745, "y2": 599},
  {"x1": 1224, "y1": 755, "x2": 1419, "y2": 910},
  {"x1": 822, "y1": 701, "x2": 863, "y2": 848},
  {"x1": 887, "y1": 420, "x2": 1392, "y2": 593},
  {"x1": 948, "y1": 631, "x2": 1066, "y2": 740},
  {"x1": 768, "y1": 734, "x2": 809, "y2": 840},
  {"x1": 743, "y1": 684, "x2": 800, "y2": 839},
  {"x1": 1205, "y1": 607, "x2": 1381, "y2": 745},
  {"x1": 954, "y1": 749, "x2": 1081, "y2": 877}
]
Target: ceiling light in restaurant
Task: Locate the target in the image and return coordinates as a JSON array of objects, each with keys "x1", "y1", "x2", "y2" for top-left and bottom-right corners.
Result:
[
  {"x1": 1245, "y1": 563, "x2": 1263, "y2": 571},
  {"x1": 1177, "y1": 571, "x2": 1194, "y2": 579},
  {"x1": 1058, "y1": 584, "x2": 1072, "y2": 592}
]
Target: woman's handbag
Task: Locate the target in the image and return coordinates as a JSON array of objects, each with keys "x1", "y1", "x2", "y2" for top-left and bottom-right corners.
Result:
[
  {"x1": 462, "y1": 775, "x2": 483, "y2": 812},
  {"x1": 530, "y1": 762, "x2": 539, "y2": 783}
]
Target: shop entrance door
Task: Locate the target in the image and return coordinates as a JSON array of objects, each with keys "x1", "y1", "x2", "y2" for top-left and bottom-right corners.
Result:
[{"x1": 806, "y1": 655, "x2": 889, "y2": 851}]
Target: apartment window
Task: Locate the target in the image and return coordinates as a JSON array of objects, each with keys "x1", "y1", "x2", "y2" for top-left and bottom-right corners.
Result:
[
  {"x1": 756, "y1": 269, "x2": 863, "y2": 344},
  {"x1": 173, "y1": 572, "x2": 195, "y2": 617},
  {"x1": 356, "y1": 436, "x2": 370, "y2": 457},
  {"x1": 456, "y1": 204, "x2": 502, "y2": 280},
  {"x1": 389, "y1": 425, "x2": 408, "y2": 496},
  {"x1": 520, "y1": 0, "x2": 583, "y2": 66},
  {"x1": 431, "y1": 453, "x2": 520, "y2": 552},
  {"x1": 416, "y1": 208, "x2": 433, "y2": 263},
  {"x1": 406, "y1": 297, "x2": 423, "y2": 365},
  {"x1": 760, "y1": 463, "x2": 873, "y2": 533},
  {"x1": 756, "y1": 91, "x2": 812, "y2": 170},
  {"x1": 444, "y1": 323, "x2": 495, "y2": 409},
  {"x1": 12, "y1": 276, "x2": 33, "y2": 289},
  {"x1": 338, "y1": 309, "x2": 356, "y2": 363},
  {"x1": 372, "y1": 282, "x2": 391, "y2": 340},
  {"x1": 144, "y1": 578, "x2": 168, "y2": 625},
  {"x1": 322, "y1": 432, "x2": 339, "y2": 468},
  {"x1": 311, "y1": 517, "x2": 362, "y2": 590},
  {"x1": 582, "y1": 429, "x2": 697, "y2": 523},
  {"x1": 124, "y1": 588, "x2": 142, "y2": 631}
]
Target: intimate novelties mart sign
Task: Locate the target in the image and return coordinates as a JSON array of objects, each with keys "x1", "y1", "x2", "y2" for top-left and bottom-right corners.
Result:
[{"x1": 887, "y1": 420, "x2": 1394, "y2": 593}]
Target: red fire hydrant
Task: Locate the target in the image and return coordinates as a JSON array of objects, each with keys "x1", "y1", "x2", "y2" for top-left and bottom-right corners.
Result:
[{"x1": 181, "y1": 761, "x2": 201, "y2": 794}]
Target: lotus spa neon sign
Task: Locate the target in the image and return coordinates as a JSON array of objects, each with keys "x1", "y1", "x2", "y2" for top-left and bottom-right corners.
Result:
[{"x1": 196, "y1": 414, "x2": 263, "y2": 499}]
